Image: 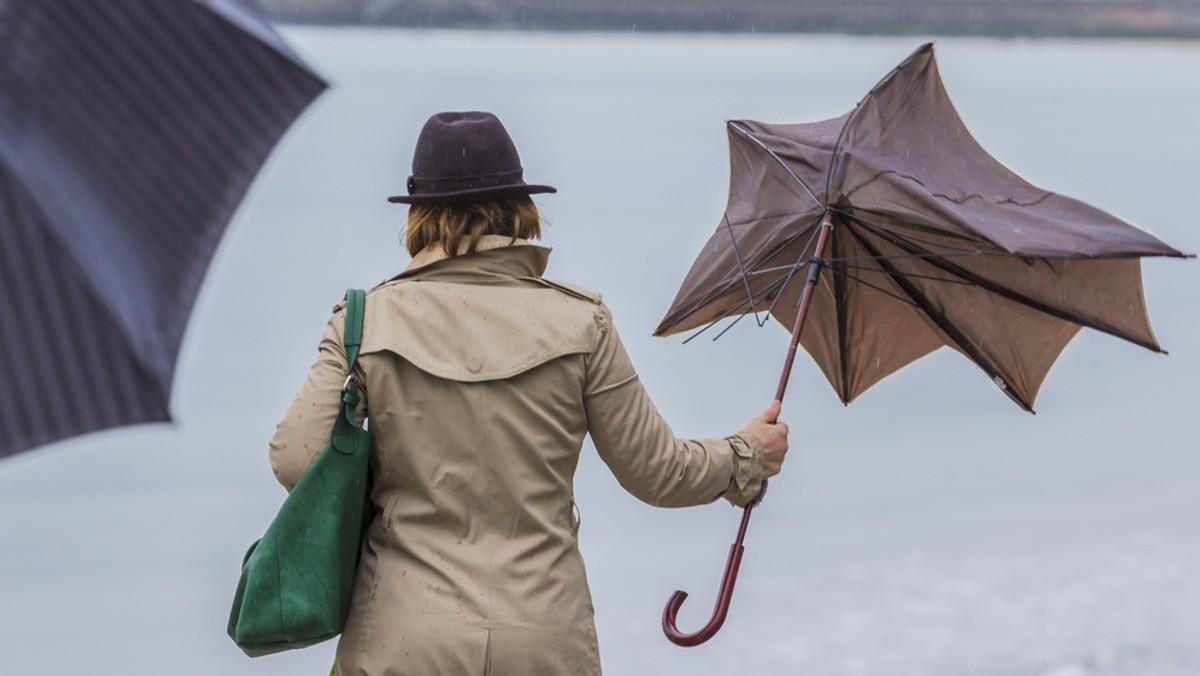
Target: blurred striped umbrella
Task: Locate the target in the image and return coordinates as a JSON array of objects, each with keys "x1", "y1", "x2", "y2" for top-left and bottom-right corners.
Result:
[{"x1": 0, "y1": 0, "x2": 326, "y2": 459}]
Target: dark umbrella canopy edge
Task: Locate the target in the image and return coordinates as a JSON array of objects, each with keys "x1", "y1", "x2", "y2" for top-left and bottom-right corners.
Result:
[{"x1": 0, "y1": 0, "x2": 326, "y2": 458}]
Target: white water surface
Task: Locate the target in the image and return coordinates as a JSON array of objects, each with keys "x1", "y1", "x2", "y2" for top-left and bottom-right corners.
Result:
[{"x1": 0, "y1": 29, "x2": 1197, "y2": 676}]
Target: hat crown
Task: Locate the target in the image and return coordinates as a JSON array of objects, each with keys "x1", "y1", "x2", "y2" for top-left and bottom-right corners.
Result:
[
  {"x1": 412, "y1": 111, "x2": 522, "y2": 180},
  {"x1": 389, "y1": 111, "x2": 555, "y2": 204}
]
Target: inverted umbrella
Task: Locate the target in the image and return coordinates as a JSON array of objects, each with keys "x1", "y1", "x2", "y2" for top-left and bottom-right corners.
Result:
[
  {"x1": 0, "y1": 0, "x2": 326, "y2": 459},
  {"x1": 656, "y1": 43, "x2": 1190, "y2": 645}
]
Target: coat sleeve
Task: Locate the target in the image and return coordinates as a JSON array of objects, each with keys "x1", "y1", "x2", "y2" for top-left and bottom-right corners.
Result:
[
  {"x1": 268, "y1": 309, "x2": 367, "y2": 492},
  {"x1": 583, "y1": 305, "x2": 764, "y2": 508}
]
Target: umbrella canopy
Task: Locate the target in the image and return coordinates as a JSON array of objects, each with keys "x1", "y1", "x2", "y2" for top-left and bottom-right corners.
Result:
[
  {"x1": 656, "y1": 42, "x2": 1191, "y2": 649},
  {"x1": 0, "y1": 0, "x2": 326, "y2": 459},
  {"x1": 656, "y1": 42, "x2": 1187, "y2": 412}
]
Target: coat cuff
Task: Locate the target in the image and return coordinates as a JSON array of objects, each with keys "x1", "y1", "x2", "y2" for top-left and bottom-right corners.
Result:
[{"x1": 723, "y1": 431, "x2": 765, "y2": 507}]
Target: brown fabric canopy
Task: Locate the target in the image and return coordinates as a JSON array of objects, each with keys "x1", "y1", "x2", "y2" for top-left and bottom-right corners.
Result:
[{"x1": 656, "y1": 43, "x2": 1188, "y2": 411}]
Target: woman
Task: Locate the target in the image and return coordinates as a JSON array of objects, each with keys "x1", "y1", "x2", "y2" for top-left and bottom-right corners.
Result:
[{"x1": 269, "y1": 111, "x2": 789, "y2": 675}]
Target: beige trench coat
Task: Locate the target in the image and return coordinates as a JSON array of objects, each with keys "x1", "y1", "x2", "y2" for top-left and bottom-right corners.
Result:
[{"x1": 270, "y1": 236, "x2": 764, "y2": 675}]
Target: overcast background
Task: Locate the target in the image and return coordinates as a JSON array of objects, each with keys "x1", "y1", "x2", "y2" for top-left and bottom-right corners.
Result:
[{"x1": 0, "y1": 29, "x2": 1197, "y2": 676}]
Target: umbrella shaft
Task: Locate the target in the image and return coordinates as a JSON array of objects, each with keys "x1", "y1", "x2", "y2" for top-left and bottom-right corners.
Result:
[
  {"x1": 774, "y1": 212, "x2": 834, "y2": 404},
  {"x1": 661, "y1": 212, "x2": 832, "y2": 648}
]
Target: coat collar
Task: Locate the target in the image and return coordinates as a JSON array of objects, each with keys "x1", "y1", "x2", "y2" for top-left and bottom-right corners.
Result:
[
  {"x1": 404, "y1": 235, "x2": 532, "y2": 271},
  {"x1": 393, "y1": 236, "x2": 552, "y2": 282}
]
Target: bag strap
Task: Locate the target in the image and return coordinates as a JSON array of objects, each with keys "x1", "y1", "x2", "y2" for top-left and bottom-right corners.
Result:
[
  {"x1": 343, "y1": 288, "x2": 365, "y2": 371},
  {"x1": 333, "y1": 289, "x2": 367, "y2": 453}
]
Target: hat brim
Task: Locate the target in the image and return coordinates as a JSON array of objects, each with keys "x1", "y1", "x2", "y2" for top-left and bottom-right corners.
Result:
[{"x1": 387, "y1": 183, "x2": 557, "y2": 205}]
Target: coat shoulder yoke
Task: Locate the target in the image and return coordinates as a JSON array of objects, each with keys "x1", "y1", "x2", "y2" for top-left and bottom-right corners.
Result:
[{"x1": 330, "y1": 261, "x2": 604, "y2": 383}]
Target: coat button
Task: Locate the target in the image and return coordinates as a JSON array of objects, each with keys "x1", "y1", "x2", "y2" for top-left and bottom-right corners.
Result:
[{"x1": 467, "y1": 355, "x2": 483, "y2": 373}]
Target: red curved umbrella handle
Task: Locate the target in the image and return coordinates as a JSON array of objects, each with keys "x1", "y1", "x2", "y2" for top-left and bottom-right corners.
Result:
[
  {"x1": 662, "y1": 211, "x2": 834, "y2": 647},
  {"x1": 662, "y1": 504, "x2": 754, "y2": 647}
]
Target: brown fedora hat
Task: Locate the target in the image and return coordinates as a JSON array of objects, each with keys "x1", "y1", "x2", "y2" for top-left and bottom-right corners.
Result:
[{"x1": 387, "y1": 111, "x2": 556, "y2": 205}]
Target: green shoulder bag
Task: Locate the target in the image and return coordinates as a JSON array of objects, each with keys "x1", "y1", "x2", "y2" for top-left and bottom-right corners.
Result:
[{"x1": 228, "y1": 288, "x2": 372, "y2": 657}]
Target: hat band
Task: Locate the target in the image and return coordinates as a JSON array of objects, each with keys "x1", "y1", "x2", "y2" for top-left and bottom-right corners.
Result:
[{"x1": 408, "y1": 168, "x2": 525, "y2": 195}]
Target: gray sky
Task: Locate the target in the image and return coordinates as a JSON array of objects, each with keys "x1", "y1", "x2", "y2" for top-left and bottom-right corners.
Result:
[{"x1": 1, "y1": 30, "x2": 1196, "y2": 676}]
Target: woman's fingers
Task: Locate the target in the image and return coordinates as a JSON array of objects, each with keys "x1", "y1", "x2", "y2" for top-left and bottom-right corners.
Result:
[
  {"x1": 741, "y1": 400, "x2": 789, "y2": 478},
  {"x1": 756, "y1": 399, "x2": 782, "y2": 425}
]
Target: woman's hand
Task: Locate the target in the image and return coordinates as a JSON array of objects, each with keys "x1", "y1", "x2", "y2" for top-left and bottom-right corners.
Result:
[{"x1": 740, "y1": 400, "x2": 789, "y2": 478}]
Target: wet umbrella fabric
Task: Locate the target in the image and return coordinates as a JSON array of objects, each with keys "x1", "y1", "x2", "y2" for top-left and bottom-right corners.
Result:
[
  {"x1": 0, "y1": 0, "x2": 326, "y2": 459},
  {"x1": 656, "y1": 43, "x2": 1187, "y2": 412}
]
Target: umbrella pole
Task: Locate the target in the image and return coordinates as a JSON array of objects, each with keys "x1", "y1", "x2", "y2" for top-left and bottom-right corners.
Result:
[
  {"x1": 663, "y1": 211, "x2": 834, "y2": 647},
  {"x1": 774, "y1": 211, "x2": 835, "y2": 403}
]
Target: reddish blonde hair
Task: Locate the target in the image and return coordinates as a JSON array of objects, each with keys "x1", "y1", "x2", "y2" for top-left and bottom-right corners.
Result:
[{"x1": 405, "y1": 197, "x2": 542, "y2": 257}]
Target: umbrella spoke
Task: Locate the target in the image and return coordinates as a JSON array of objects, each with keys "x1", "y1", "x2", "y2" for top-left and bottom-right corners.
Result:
[
  {"x1": 680, "y1": 273, "x2": 792, "y2": 344},
  {"x1": 830, "y1": 232, "x2": 851, "y2": 397},
  {"x1": 738, "y1": 211, "x2": 824, "y2": 280},
  {"x1": 824, "y1": 106, "x2": 862, "y2": 206},
  {"x1": 747, "y1": 261, "x2": 814, "y2": 277},
  {"x1": 873, "y1": 227, "x2": 1163, "y2": 353},
  {"x1": 762, "y1": 213, "x2": 827, "y2": 322},
  {"x1": 832, "y1": 262, "x2": 975, "y2": 286},
  {"x1": 881, "y1": 229, "x2": 1168, "y2": 351},
  {"x1": 833, "y1": 208, "x2": 991, "y2": 256},
  {"x1": 846, "y1": 226, "x2": 1034, "y2": 410},
  {"x1": 723, "y1": 213, "x2": 764, "y2": 327},
  {"x1": 659, "y1": 213, "x2": 825, "y2": 335},
  {"x1": 710, "y1": 308, "x2": 751, "y2": 341},
  {"x1": 826, "y1": 252, "x2": 988, "y2": 262},
  {"x1": 728, "y1": 122, "x2": 823, "y2": 210},
  {"x1": 762, "y1": 256, "x2": 807, "y2": 323},
  {"x1": 827, "y1": 266, "x2": 921, "y2": 307}
]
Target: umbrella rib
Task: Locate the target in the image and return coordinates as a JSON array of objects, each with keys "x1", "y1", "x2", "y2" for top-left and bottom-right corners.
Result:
[
  {"x1": 745, "y1": 248, "x2": 983, "y2": 278},
  {"x1": 870, "y1": 225, "x2": 1163, "y2": 353},
  {"x1": 682, "y1": 277, "x2": 788, "y2": 344},
  {"x1": 823, "y1": 113, "x2": 859, "y2": 206},
  {"x1": 748, "y1": 261, "x2": 814, "y2": 277},
  {"x1": 822, "y1": 44, "x2": 935, "y2": 205},
  {"x1": 847, "y1": 227, "x2": 1034, "y2": 411},
  {"x1": 826, "y1": 252, "x2": 988, "y2": 263},
  {"x1": 680, "y1": 274, "x2": 791, "y2": 344},
  {"x1": 832, "y1": 208, "x2": 991, "y2": 256},
  {"x1": 827, "y1": 267, "x2": 921, "y2": 307},
  {"x1": 689, "y1": 239, "x2": 822, "y2": 337},
  {"x1": 831, "y1": 229, "x2": 851, "y2": 399},
  {"x1": 833, "y1": 262, "x2": 975, "y2": 286},
  {"x1": 762, "y1": 261, "x2": 805, "y2": 324},
  {"x1": 727, "y1": 122, "x2": 824, "y2": 210},
  {"x1": 747, "y1": 213, "x2": 824, "y2": 278},
  {"x1": 761, "y1": 215, "x2": 827, "y2": 324},
  {"x1": 658, "y1": 214, "x2": 823, "y2": 335},
  {"x1": 710, "y1": 309, "x2": 751, "y2": 342},
  {"x1": 723, "y1": 213, "x2": 763, "y2": 326}
]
